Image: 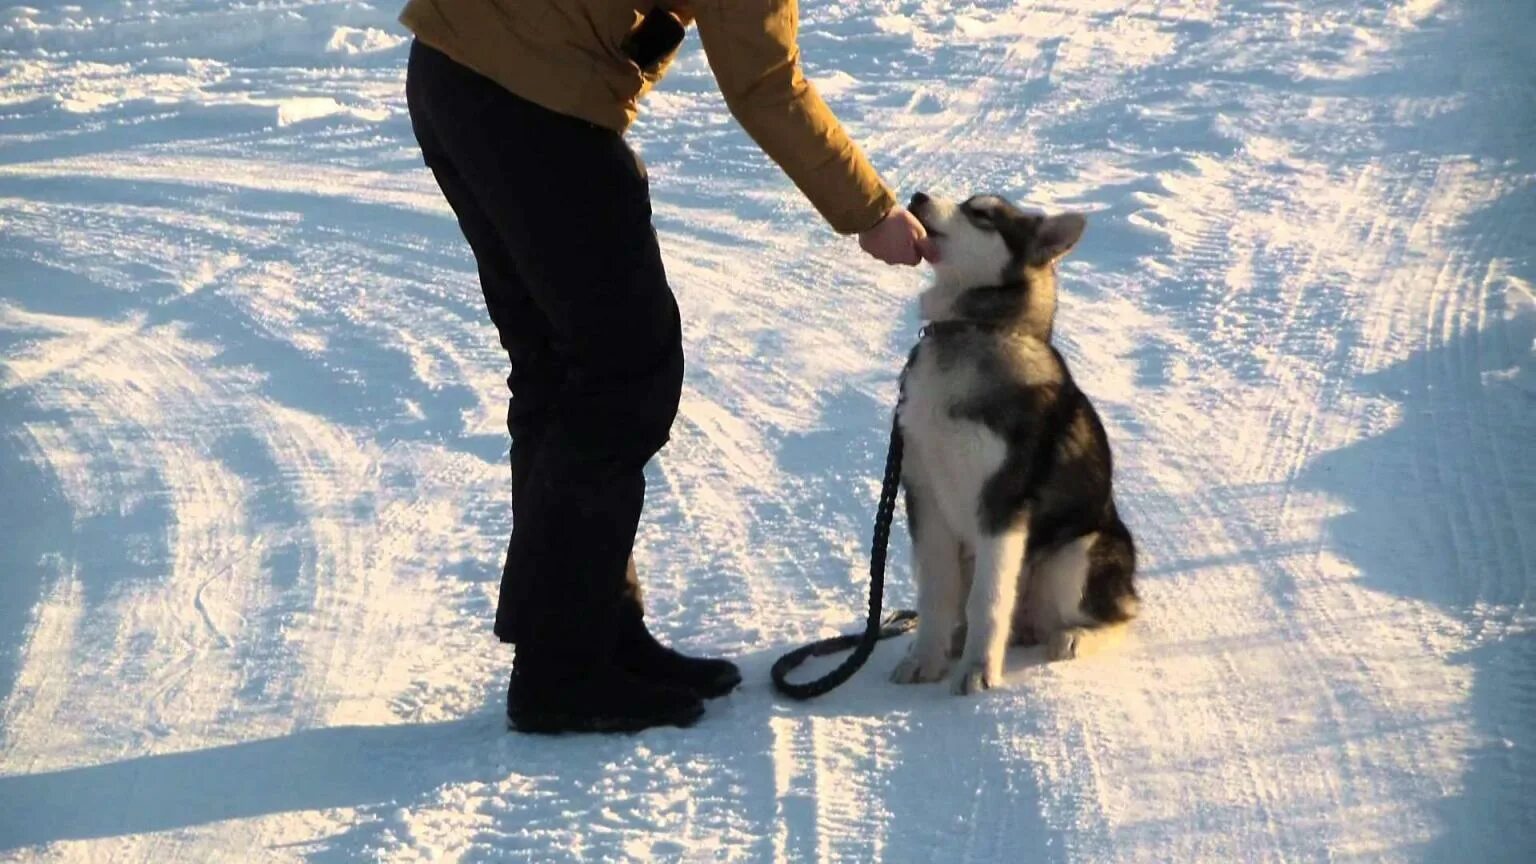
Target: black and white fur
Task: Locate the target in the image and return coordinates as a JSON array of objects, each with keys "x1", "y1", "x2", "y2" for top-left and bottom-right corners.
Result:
[{"x1": 894, "y1": 192, "x2": 1138, "y2": 695}]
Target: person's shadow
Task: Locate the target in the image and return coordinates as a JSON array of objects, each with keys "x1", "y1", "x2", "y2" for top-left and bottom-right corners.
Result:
[
  {"x1": 0, "y1": 714, "x2": 497, "y2": 850},
  {"x1": 0, "y1": 635, "x2": 1067, "y2": 859}
]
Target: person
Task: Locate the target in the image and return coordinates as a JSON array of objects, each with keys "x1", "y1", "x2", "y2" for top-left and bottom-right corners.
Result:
[{"x1": 400, "y1": 0, "x2": 932, "y2": 734}]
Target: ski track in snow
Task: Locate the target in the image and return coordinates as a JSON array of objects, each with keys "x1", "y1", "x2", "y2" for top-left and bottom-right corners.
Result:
[{"x1": 1, "y1": 0, "x2": 1533, "y2": 861}]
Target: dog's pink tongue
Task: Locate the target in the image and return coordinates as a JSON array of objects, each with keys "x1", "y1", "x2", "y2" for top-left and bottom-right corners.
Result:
[{"x1": 918, "y1": 238, "x2": 941, "y2": 263}]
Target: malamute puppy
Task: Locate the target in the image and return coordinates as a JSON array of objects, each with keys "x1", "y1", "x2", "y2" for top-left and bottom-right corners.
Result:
[{"x1": 895, "y1": 192, "x2": 1138, "y2": 695}]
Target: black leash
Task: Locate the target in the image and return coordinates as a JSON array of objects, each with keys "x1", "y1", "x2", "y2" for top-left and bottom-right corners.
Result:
[{"x1": 770, "y1": 410, "x2": 918, "y2": 700}]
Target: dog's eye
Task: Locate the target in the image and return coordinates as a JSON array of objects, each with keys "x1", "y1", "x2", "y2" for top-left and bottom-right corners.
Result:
[{"x1": 963, "y1": 206, "x2": 1000, "y2": 232}]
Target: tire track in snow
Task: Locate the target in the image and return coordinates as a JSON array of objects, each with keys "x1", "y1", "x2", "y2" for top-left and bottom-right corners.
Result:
[
  {"x1": 0, "y1": 308, "x2": 308, "y2": 863},
  {"x1": 0, "y1": 144, "x2": 514, "y2": 857},
  {"x1": 1044, "y1": 9, "x2": 1531, "y2": 860}
]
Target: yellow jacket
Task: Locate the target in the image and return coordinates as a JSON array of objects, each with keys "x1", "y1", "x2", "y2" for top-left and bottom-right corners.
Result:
[{"x1": 399, "y1": 0, "x2": 896, "y2": 234}]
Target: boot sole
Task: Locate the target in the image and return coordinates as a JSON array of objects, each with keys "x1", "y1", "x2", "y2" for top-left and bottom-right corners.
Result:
[{"x1": 508, "y1": 700, "x2": 705, "y2": 735}]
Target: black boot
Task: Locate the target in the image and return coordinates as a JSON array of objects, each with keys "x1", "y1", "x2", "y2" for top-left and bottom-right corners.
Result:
[
  {"x1": 507, "y1": 663, "x2": 704, "y2": 734},
  {"x1": 616, "y1": 608, "x2": 742, "y2": 699}
]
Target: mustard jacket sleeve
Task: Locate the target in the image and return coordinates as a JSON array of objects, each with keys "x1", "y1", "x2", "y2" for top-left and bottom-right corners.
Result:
[{"x1": 690, "y1": 0, "x2": 896, "y2": 234}]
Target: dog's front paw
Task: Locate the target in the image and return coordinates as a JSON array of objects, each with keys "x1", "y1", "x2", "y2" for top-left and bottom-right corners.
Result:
[
  {"x1": 950, "y1": 659, "x2": 1001, "y2": 695},
  {"x1": 1046, "y1": 628, "x2": 1084, "y2": 661},
  {"x1": 891, "y1": 649, "x2": 948, "y2": 684}
]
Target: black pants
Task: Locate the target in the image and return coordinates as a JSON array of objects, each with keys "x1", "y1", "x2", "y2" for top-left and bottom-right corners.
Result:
[{"x1": 406, "y1": 41, "x2": 683, "y2": 669}]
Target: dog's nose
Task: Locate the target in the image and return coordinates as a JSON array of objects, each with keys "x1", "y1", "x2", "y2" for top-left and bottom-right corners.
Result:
[{"x1": 908, "y1": 192, "x2": 929, "y2": 209}]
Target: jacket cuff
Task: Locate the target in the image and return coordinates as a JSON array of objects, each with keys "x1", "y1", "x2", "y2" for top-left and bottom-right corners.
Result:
[{"x1": 834, "y1": 186, "x2": 897, "y2": 235}]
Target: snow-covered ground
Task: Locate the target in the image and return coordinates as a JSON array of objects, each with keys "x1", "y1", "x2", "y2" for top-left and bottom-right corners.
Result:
[{"x1": 1, "y1": 0, "x2": 1532, "y2": 860}]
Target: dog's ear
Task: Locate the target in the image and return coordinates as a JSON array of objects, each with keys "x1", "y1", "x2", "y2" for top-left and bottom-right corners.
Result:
[{"x1": 1030, "y1": 213, "x2": 1086, "y2": 266}]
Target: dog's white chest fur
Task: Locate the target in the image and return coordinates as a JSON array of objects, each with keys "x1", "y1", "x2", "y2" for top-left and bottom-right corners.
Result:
[
  {"x1": 898, "y1": 336, "x2": 1057, "y2": 541},
  {"x1": 899, "y1": 348, "x2": 1003, "y2": 543}
]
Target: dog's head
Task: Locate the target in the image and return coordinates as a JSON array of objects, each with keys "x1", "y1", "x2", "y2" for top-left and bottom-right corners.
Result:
[
  {"x1": 910, "y1": 192, "x2": 1085, "y2": 287},
  {"x1": 909, "y1": 192, "x2": 1086, "y2": 335}
]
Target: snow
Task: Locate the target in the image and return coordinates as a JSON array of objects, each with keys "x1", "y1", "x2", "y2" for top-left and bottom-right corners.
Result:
[{"x1": 1, "y1": 0, "x2": 1532, "y2": 861}]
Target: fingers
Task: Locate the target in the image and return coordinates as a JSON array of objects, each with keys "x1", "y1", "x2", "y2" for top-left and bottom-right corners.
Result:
[
  {"x1": 858, "y1": 206, "x2": 932, "y2": 267},
  {"x1": 893, "y1": 240, "x2": 923, "y2": 266},
  {"x1": 917, "y1": 237, "x2": 941, "y2": 263},
  {"x1": 887, "y1": 242, "x2": 921, "y2": 266},
  {"x1": 887, "y1": 242, "x2": 920, "y2": 266}
]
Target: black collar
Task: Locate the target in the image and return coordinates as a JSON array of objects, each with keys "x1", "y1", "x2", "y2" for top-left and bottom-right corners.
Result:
[{"x1": 918, "y1": 319, "x2": 1026, "y2": 340}]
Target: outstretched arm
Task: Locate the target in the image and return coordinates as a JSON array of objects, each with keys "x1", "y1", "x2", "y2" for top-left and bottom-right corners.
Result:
[{"x1": 691, "y1": 0, "x2": 930, "y2": 263}]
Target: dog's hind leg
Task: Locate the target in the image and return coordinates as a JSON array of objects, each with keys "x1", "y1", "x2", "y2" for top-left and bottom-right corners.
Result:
[
  {"x1": 1029, "y1": 532, "x2": 1136, "y2": 662},
  {"x1": 952, "y1": 523, "x2": 1028, "y2": 695},
  {"x1": 1008, "y1": 623, "x2": 1041, "y2": 647},
  {"x1": 892, "y1": 486, "x2": 964, "y2": 684},
  {"x1": 1046, "y1": 620, "x2": 1130, "y2": 661}
]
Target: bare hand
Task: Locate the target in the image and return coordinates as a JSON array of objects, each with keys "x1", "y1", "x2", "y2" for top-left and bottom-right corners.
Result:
[{"x1": 859, "y1": 206, "x2": 936, "y2": 266}]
